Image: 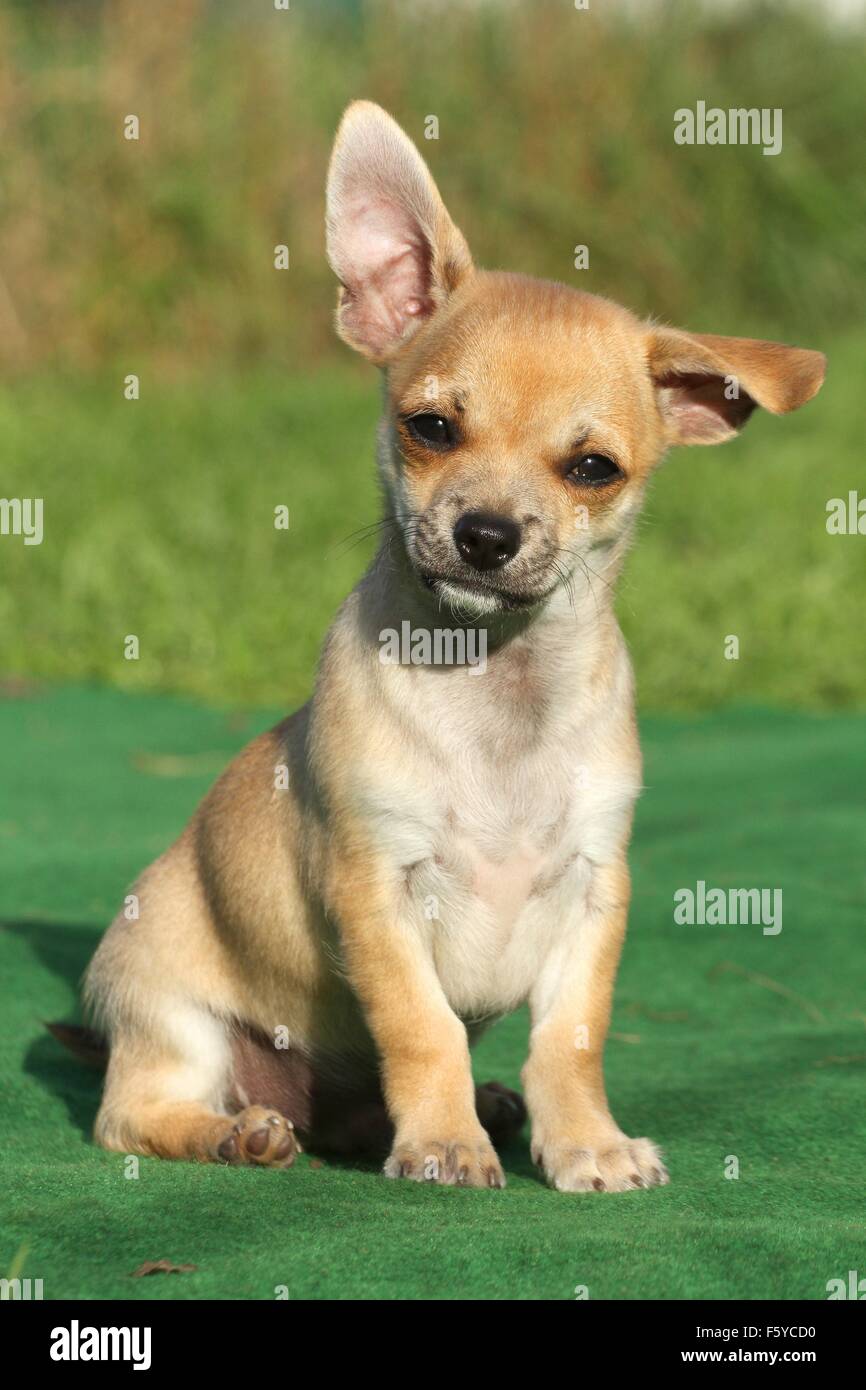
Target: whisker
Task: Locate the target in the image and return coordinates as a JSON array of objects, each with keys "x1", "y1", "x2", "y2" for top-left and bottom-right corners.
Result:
[{"x1": 329, "y1": 515, "x2": 401, "y2": 558}]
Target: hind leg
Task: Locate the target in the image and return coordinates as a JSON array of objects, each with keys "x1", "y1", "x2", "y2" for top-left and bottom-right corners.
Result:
[
  {"x1": 475, "y1": 1081, "x2": 526, "y2": 1146},
  {"x1": 94, "y1": 1002, "x2": 299, "y2": 1168},
  {"x1": 101, "y1": 1095, "x2": 298, "y2": 1167},
  {"x1": 227, "y1": 1027, "x2": 524, "y2": 1158},
  {"x1": 301, "y1": 1082, "x2": 525, "y2": 1156}
]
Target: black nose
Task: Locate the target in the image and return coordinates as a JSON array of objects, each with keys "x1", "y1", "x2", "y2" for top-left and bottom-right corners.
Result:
[{"x1": 453, "y1": 511, "x2": 521, "y2": 572}]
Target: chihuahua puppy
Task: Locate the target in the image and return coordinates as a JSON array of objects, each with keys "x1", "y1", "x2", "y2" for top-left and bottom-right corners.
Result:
[{"x1": 78, "y1": 102, "x2": 824, "y2": 1191}]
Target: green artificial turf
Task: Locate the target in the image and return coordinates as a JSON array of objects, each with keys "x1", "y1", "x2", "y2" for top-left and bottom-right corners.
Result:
[{"x1": 1, "y1": 687, "x2": 864, "y2": 1301}]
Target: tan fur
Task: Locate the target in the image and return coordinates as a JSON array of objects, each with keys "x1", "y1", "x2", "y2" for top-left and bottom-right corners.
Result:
[{"x1": 82, "y1": 102, "x2": 825, "y2": 1191}]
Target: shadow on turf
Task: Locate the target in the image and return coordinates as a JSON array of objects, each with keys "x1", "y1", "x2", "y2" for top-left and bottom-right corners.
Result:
[{"x1": 8, "y1": 919, "x2": 104, "y2": 1137}]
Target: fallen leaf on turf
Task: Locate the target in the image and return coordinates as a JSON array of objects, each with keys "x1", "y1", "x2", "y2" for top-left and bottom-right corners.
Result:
[{"x1": 130, "y1": 1260, "x2": 197, "y2": 1277}]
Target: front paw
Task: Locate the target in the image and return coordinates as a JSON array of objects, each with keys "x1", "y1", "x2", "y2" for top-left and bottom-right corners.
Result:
[
  {"x1": 533, "y1": 1134, "x2": 668, "y2": 1193},
  {"x1": 385, "y1": 1132, "x2": 505, "y2": 1188}
]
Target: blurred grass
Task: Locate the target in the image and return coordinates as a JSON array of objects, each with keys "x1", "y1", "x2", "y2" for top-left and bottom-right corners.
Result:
[
  {"x1": 0, "y1": 0, "x2": 863, "y2": 372},
  {"x1": 0, "y1": 0, "x2": 863, "y2": 710},
  {"x1": 1, "y1": 331, "x2": 863, "y2": 712}
]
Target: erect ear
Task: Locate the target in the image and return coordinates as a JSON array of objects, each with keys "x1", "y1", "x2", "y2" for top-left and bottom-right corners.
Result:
[
  {"x1": 325, "y1": 101, "x2": 473, "y2": 363},
  {"x1": 647, "y1": 326, "x2": 826, "y2": 446}
]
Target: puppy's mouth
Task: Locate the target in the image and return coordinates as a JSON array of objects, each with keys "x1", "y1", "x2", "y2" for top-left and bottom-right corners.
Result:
[{"x1": 417, "y1": 569, "x2": 552, "y2": 614}]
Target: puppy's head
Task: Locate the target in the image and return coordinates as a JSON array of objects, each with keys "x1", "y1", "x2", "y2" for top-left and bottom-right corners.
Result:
[{"x1": 326, "y1": 102, "x2": 825, "y2": 617}]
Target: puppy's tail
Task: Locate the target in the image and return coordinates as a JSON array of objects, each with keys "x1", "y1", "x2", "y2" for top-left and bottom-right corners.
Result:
[{"x1": 46, "y1": 1021, "x2": 108, "y2": 1069}]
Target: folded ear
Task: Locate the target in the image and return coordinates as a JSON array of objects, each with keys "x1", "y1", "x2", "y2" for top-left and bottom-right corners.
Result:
[
  {"x1": 647, "y1": 326, "x2": 826, "y2": 446},
  {"x1": 326, "y1": 101, "x2": 473, "y2": 363}
]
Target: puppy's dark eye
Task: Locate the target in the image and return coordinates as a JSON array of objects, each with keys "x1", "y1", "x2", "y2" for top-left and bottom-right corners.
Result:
[
  {"x1": 568, "y1": 454, "x2": 622, "y2": 487},
  {"x1": 405, "y1": 413, "x2": 455, "y2": 449}
]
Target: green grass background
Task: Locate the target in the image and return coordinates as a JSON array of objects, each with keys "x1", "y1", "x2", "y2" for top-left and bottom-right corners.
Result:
[
  {"x1": 1, "y1": 330, "x2": 864, "y2": 712},
  {"x1": 1, "y1": 0, "x2": 864, "y2": 712},
  {"x1": 2, "y1": 0, "x2": 864, "y2": 373},
  {"x1": 1, "y1": 690, "x2": 864, "y2": 1300},
  {"x1": 1, "y1": 0, "x2": 864, "y2": 1302}
]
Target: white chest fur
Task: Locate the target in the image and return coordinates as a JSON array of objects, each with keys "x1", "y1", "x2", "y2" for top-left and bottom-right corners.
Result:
[{"x1": 354, "y1": 650, "x2": 641, "y2": 1019}]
